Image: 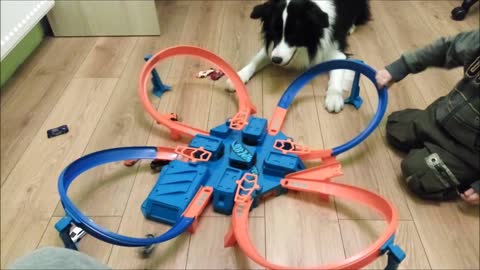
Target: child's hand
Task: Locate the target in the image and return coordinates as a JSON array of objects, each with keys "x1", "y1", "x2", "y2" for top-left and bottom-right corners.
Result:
[
  {"x1": 460, "y1": 188, "x2": 480, "y2": 205},
  {"x1": 376, "y1": 69, "x2": 394, "y2": 88}
]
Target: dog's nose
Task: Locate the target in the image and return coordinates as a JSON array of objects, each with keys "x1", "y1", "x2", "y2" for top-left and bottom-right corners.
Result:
[{"x1": 272, "y1": 57, "x2": 283, "y2": 64}]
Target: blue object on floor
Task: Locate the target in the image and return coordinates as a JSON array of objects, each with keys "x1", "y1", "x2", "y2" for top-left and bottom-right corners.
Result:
[
  {"x1": 381, "y1": 235, "x2": 407, "y2": 270},
  {"x1": 144, "y1": 54, "x2": 171, "y2": 98},
  {"x1": 344, "y1": 59, "x2": 364, "y2": 109}
]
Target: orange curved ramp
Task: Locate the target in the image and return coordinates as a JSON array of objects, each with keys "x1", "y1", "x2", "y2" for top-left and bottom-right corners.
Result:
[
  {"x1": 228, "y1": 179, "x2": 398, "y2": 269},
  {"x1": 139, "y1": 46, "x2": 257, "y2": 138}
]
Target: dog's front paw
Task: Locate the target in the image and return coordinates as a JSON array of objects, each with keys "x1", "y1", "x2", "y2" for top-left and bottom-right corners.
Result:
[
  {"x1": 225, "y1": 67, "x2": 253, "y2": 92},
  {"x1": 225, "y1": 78, "x2": 237, "y2": 92},
  {"x1": 325, "y1": 91, "x2": 344, "y2": 113}
]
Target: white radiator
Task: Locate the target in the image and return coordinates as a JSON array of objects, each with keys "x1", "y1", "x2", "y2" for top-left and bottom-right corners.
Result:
[{"x1": 1, "y1": 0, "x2": 54, "y2": 61}]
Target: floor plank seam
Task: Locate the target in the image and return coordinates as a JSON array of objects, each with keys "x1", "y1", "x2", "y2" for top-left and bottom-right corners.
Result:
[
  {"x1": 113, "y1": 37, "x2": 139, "y2": 81},
  {"x1": 409, "y1": 214, "x2": 434, "y2": 269},
  {"x1": 70, "y1": 38, "x2": 99, "y2": 77},
  {"x1": 103, "y1": 218, "x2": 123, "y2": 269},
  {"x1": 205, "y1": 2, "x2": 227, "y2": 131},
  {"x1": 35, "y1": 215, "x2": 55, "y2": 249},
  {"x1": 333, "y1": 198, "x2": 348, "y2": 260},
  {"x1": 183, "y1": 234, "x2": 193, "y2": 269},
  {"x1": 310, "y1": 82, "x2": 327, "y2": 150}
]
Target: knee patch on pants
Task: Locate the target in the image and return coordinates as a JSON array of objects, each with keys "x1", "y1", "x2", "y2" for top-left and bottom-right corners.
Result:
[
  {"x1": 401, "y1": 149, "x2": 459, "y2": 200},
  {"x1": 386, "y1": 110, "x2": 424, "y2": 152}
]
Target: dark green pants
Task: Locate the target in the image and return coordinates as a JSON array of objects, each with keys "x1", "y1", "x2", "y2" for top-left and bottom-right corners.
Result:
[{"x1": 386, "y1": 98, "x2": 480, "y2": 201}]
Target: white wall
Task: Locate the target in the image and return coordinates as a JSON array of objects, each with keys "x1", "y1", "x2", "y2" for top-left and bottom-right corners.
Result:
[{"x1": 1, "y1": 0, "x2": 54, "y2": 61}]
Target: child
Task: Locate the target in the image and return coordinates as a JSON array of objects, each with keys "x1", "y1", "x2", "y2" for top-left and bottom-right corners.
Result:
[{"x1": 376, "y1": 29, "x2": 479, "y2": 205}]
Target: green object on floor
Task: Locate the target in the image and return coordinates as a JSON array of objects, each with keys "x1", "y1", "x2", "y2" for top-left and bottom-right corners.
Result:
[{"x1": 1, "y1": 23, "x2": 46, "y2": 88}]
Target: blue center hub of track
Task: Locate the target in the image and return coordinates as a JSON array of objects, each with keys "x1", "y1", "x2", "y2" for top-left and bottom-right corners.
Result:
[{"x1": 141, "y1": 116, "x2": 305, "y2": 224}]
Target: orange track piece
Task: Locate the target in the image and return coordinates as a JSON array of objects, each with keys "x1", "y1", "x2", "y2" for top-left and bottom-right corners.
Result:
[
  {"x1": 227, "y1": 179, "x2": 399, "y2": 269},
  {"x1": 234, "y1": 173, "x2": 260, "y2": 204},
  {"x1": 229, "y1": 109, "x2": 250, "y2": 130},
  {"x1": 175, "y1": 146, "x2": 212, "y2": 163},
  {"x1": 286, "y1": 157, "x2": 342, "y2": 181},
  {"x1": 273, "y1": 139, "x2": 334, "y2": 161},
  {"x1": 268, "y1": 107, "x2": 287, "y2": 135},
  {"x1": 183, "y1": 187, "x2": 213, "y2": 233},
  {"x1": 139, "y1": 46, "x2": 257, "y2": 138},
  {"x1": 273, "y1": 138, "x2": 310, "y2": 155}
]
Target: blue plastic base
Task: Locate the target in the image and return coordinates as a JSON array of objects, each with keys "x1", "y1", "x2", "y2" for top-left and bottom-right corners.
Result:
[{"x1": 141, "y1": 116, "x2": 305, "y2": 224}]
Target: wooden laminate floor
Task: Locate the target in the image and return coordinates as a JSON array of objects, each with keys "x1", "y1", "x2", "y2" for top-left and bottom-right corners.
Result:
[{"x1": 1, "y1": 1, "x2": 479, "y2": 269}]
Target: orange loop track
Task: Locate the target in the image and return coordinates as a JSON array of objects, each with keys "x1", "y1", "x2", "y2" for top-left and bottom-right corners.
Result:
[
  {"x1": 139, "y1": 46, "x2": 257, "y2": 138},
  {"x1": 228, "y1": 179, "x2": 398, "y2": 270}
]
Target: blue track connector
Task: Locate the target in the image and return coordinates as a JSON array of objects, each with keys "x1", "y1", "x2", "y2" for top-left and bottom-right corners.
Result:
[
  {"x1": 381, "y1": 235, "x2": 406, "y2": 270},
  {"x1": 344, "y1": 59, "x2": 364, "y2": 109},
  {"x1": 55, "y1": 216, "x2": 78, "y2": 250},
  {"x1": 144, "y1": 54, "x2": 171, "y2": 98},
  {"x1": 55, "y1": 216, "x2": 73, "y2": 232}
]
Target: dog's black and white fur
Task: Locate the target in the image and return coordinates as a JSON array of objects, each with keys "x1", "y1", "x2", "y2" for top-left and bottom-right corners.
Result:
[{"x1": 227, "y1": 0, "x2": 371, "y2": 112}]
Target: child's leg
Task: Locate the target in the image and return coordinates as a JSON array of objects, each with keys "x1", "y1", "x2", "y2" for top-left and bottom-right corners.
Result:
[
  {"x1": 386, "y1": 109, "x2": 426, "y2": 152},
  {"x1": 401, "y1": 142, "x2": 479, "y2": 201},
  {"x1": 386, "y1": 97, "x2": 458, "y2": 153}
]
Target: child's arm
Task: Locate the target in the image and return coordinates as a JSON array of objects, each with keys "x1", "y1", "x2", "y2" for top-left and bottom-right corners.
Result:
[{"x1": 385, "y1": 30, "x2": 479, "y2": 83}]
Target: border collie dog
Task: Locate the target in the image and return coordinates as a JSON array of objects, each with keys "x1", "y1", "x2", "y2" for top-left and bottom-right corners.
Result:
[{"x1": 227, "y1": 0, "x2": 371, "y2": 112}]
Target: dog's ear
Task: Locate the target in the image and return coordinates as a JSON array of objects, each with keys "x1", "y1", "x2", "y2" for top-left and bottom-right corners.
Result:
[
  {"x1": 250, "y1": 2, "x2": 271, "y2": 19},
  {"x1": 308, "y1": 7, "x2": 329, "y2": 28}
]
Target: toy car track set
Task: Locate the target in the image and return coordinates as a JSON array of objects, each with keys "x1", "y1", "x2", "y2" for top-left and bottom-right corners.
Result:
[{"x1": 56, "y1": 46, "x2": 406, "y2": 269}]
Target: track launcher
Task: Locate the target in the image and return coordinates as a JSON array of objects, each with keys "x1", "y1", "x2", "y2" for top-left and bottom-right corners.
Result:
[{"x1": 56, "y1": 46, "x2": 406, "y2": 269}]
